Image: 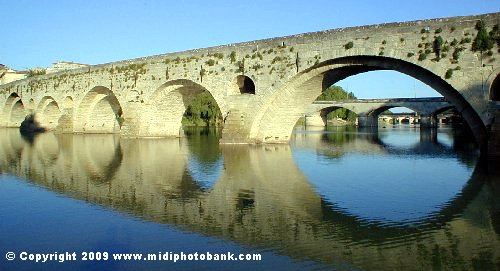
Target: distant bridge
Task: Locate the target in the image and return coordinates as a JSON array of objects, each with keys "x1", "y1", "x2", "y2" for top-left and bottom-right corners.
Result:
[{"x1": 306, "y1": 97, "x2": 452, "y2": 127}]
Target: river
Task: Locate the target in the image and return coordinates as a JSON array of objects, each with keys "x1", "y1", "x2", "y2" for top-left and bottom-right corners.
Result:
[{"x1": 0, "y1": 125, "x2": 499, "y2": 270}]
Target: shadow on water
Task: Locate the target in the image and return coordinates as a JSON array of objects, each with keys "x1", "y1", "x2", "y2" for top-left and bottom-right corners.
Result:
[{"x1": 0, "y1": 126, "x2": 499, "y2": 270}]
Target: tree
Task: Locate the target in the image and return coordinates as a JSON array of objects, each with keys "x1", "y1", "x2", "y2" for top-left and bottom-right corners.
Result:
[
  {"x1": 183, "y1": 91, "x2": 223, "y2": 126},
  {"x1": 472, "y1": 20, "x2": 494, "y2": 54},
  {"x1": 317, "y1": 85, "x2": 358, "y2": 122}
]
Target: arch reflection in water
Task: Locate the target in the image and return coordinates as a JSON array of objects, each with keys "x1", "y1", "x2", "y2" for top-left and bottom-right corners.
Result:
[{"x1": 0, "y1": 128, "x2": 499, "y2": 270}]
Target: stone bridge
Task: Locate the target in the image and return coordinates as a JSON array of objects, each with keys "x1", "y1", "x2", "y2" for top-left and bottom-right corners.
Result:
[
  {"x1": 0, "y1": 13, "x2": 498, "y2": 153},
  {"x1": 305, "y1": 97, "x2": 452, "y2": 126}
]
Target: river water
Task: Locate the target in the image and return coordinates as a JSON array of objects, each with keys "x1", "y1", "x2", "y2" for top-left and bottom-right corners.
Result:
[{"x1": 0, "y1": 125, "x2": 499, "y2": 270}]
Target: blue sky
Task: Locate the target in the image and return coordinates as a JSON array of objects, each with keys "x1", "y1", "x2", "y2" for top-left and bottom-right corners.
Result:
[{"x1": 1, "y1": 0, "x2": 498, "y2": 100}]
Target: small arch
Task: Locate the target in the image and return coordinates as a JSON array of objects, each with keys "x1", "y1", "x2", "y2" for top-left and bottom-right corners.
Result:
[
  {"x1": 2, "y1": 93, "x2": 26, "y2": 127},
  {"x1": 431, "y1": 105, "x2": 462, "y2": 125},
  {"x1": 321, "y1": 106, "x2": 358, "y2": 126},
  {"x1": 10, "y1": 100, "x2": 26, "y2": 127},
  {"x1": 144, "y1": 79, "x2": 223, "y2": 137},
  {"x1": 63, "y1": 96, "x2": 74, "y2": 109},
  {"x1": 75, "y1": 86, "x2": 123, "y2": 134},
  {"x1": 35, "y1": 96, "x2": 62, "y2": 130},
  {"x1": 234, "y1": 75, "x2": 256, "y2": 94},
  {"x1": 490, "y1": 74, "x2": 500, "y2": 101},
  {"x1": 36, "y1": 96, "x2": 57, "y2": 113},
  {"x1": 367, "y1": 106, "x2": 417, "y2": 126}
]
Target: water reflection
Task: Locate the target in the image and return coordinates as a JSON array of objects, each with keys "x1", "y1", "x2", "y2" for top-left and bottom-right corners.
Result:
[{"x1": 0, "y1": 127, "x2": 499, "y2": 270}]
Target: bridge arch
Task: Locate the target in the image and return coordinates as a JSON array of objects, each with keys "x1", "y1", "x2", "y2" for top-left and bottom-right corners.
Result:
[
  {"x1": 252, "y1": 55, "x2": 487, "y2": 148},
  {"x1": 63, "y1": 96, "x2": 74, "y2": 109},
  {"x1": 2, "y1": 93, "x2": 26, "y2": 127},
  {"x1": 36, "y1": 96, "x2": 62, "y2": 130},
  {"x1": 75, "y1": 86, "x2": 123, "y2": 133},
  {"x1": 231, "y1": 75, "x2": 256, "y2": 95},
  {"x1": 306, "y1": 106, "x2": 359, "y2": 127},
  {"x1": 142, "y1": 79, "x2": 223, "y2": 137}
]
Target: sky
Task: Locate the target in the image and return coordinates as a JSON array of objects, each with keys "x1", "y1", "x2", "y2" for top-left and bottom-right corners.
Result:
[{"x1": 1, "y1": 0, "x2": 498, "y2": 102}]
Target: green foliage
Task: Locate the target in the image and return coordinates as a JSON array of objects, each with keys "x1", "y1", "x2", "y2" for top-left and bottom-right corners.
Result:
[
  {"x1": 26, "y1": 69, "x2": 46, "y2": 77},
  {"x1": 271, "y1": 56, "x2": 282, "y2": 64},
  {"x1": 418, "y1": 53, "x2": 427, "y2": 61},
  {"x1": 400, "y1": 38, "x2": 405, "y2": 42},
  {"x1": 251, "y1": 64, "x2": 263, "y2": 71},
  {"x1": 433, "y1": 36, "x2": 444, "y2": 58},
  {"x1": 205, "y1": 59, "x2": 216, "y2": 66},
  {"x1": 491, "y1": 24, "x2": 500, "y2": 47},
  {"x1": 407, "y1": 52, "x2": 415, "y2": 58},
  {"x1": 445, "y1": 69, "x2": 453, "y2": 79},
  {"x1": 472, "y1": 20, "x2": 494, "y2": 53},
  {"x1": 210, "y1": 53, "x2": 224, "y2": 59},
  {"x1": 435, "y1": 28, "x2": 442, "y2": 34},
  {"x1": 382, "y1": 40, "x2": 387, "y2": 45},
  {"x1": 460, "y1": 37, "x2": 471, "y2": 44},
  {"x1": 344, "y1": 41, "x2": 354, "y2": 50},
  {"x1": 229, "y1": 51, "x2": 236, "y2": 63},
  {"x1": 236, "y1": 61, "x2": 244, "y2": 73},
  {"x1": 450, "y1": 26, "x2": 456, "y2": 32},
  {"x1": 316, "y1": 86, "x2": 357, "y2": 122},
  {"x1": 183, "y1": 91, "x2": 222, "y2": 126},
  {"x1": 452, "y1": 47, "x2": 464, "y2": 61},
  {"x1": 316, "y1": 85, "x2": 355, "y2": 101}
]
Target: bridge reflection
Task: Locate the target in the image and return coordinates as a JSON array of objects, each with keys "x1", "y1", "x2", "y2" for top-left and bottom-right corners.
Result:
[
  {"x1": 0, "y1": 129, "x2": 498, "y2": 270},
  {"x1": 293, "y1": 126, "x2": 477, "y2": 162}
]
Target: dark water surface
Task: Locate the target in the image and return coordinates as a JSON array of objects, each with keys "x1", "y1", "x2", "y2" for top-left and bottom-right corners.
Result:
[{"x1": 0, "y1": 126, "x2": 499, "y2": 270}]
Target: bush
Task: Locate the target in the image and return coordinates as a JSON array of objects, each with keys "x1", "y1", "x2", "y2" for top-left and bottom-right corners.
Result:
[
  {"x1": 205, "y1": 59, "x2": 216, "y2": 66},
  {"x1": 344, "y1": 41, "x2": 354, "y2": 50},
  {"x1": 433, "y1": 36, "x2": 444, "y2": 57},
  {"x1": 26, "y1": 68, "x2": 46, "y2": 77},
  {"x1": 445, "y1": 69, "x2": 453, "y2": 79},
  {"x1": 229, "y1": 51, "x2": 236, "y2": 63},
  {"x1": 418, "y1": 53, "x2": 427, "y2": 61}
]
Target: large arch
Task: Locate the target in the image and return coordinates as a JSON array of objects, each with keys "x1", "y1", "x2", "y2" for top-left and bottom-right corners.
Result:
[
  {"x1": 36, "y1": 96, "x2": 62, "y2": 130},
  {"x1": 2, "y1": 93, "x2": 26, "y2": 127},
  {"x1": 142, "y1": 79, "x2": 223, "y2": 137},
  {"x1": 251, "y1": 56, "x2": 488, "y2": 149},
  {"x1": 75, "y1": 86, "x2": 123, "y2": 134}
]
